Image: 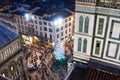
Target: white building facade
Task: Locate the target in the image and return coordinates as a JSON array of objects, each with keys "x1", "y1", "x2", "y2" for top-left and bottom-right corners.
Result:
[
  {"x1": 12, "y1": 8, "x2": 74, "y2": 43},
  {"x1": 74, "y1": 0, "x2": 120, "y2": 73}
]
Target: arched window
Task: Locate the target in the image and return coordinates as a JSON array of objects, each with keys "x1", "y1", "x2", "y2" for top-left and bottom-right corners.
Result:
[
  {"x1": 84, "y1": 16, "x2": 89, "y2": 33},
  {"x1": 83, "y1": 39, "x2": 87, "y2": 53},
  {"x1": 79, "y1": 16, "x2": 83, "y2": 32},
  {"x1": 78, "y1": 38, "x2": 82, "y2": 51}
]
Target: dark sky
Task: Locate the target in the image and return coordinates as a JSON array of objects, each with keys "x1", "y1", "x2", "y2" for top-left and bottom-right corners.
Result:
[{"x1": 0, "y1": 0, "x2": 75, "y2": 11}]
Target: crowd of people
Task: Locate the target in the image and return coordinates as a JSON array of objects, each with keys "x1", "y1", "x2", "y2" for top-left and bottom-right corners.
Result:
[{"x1": 26, "y1": 45, "x2": 54, "y2": 80}]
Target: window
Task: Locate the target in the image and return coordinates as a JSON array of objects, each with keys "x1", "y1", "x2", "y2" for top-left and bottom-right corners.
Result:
[
  {"x1": 69, "y1": 28, "x2": 71, "y2": 32},
  {"x1": 69, "y1": 23, "x2": 71, "y2": 26},
  {"x1": 50, "y1": 34, "x2": 52, "y2": 39},
  {"x1": 97, "y1": 18, "x2": 104, "y2": 35},
  {"x1": 43, "y1": 22, "x2": 47, "y2": 25},
  {"x1": 57, "y1": 34, "x2": 59, "y2": 38},
  {"x1": 48, "y1": 23, "x2": 52, "y2": 26},
  {"x1": 40, "y1": 32, "x2": 43, "y2": 37},
  {"x1": 84, "y1": 16, "x2": 89, "y2": 33},
  {"x1": 49, "y1": 28, "x2": 52, "y2": 32},
  {"x1": 69, "y1": 17, "x2": 71, "y2": 21},
  {"x1": 65, "y1": 24, "x2": 68, "y2": 28},
  {"x1": 40, "y1": 27, "x2": 42, "y2": 30},
  {"x1": 36, "y1": 26, "x2": 37, "y2": 29},
  {"x1": 61, "y1": 26, "x2": 63, "y2": 30},
  {"x1": 45, "y1": 33, "x2": 47, "y2": 38},
  {"x1": 79, "y1": 16, "x2": 83, "y2": 32},
  {"x1": 65, "y1": 36, "x2": 67, "y2": 38},
  {"x1": 83, "y1": 39, "x2": 87, "y2": 53},
  {"x1": 36, "y1": 31, "x2": 38, "y2": 35},
  {"x1": 65, "y1": 30, "x2": 67, "y2": 34},
  {"x1": 39, "y1": 21, "x2": 42, "y2": 25},
  {"x1": 61, "y1": 38, "x2": 64, "y2": 40},
  {"x1": 95, "y1": 41, "x2": 101, "y2": 55},
  {"x1": 35, "y1": 20, "x2": 37, "y2": 24},
  {"x1": 65, "y1": 19, "x2": 67, "y2": 22},
  {"x1": 78, "y1": 38, "x2": 82, "y2": 51},
  {"x1": 61, "y1": 32, "x2": 63, "y2": 36},
  {"x1": 39, "y1": 17, "x2": 41, "y2": 19},
  {"x1": 0, "y1": 54, "x2": 2, "y2": 61},
  {"x1": 44, "y1": 27, "x2": 47, "y2": 31},
  {"x1": 56, "y1": 28, "x2": 59, "y2": 32}
]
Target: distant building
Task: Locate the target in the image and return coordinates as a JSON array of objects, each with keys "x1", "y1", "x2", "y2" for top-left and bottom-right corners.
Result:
[
  {"x1": 0, "y1": 20, "x2": 28, "y2": 80},
  {"x1": 74, "y1": 0, "x2": 120, "y2": 74},
  {"x1": 0, "y1": 3, "x2": 75, "y2": 43}
]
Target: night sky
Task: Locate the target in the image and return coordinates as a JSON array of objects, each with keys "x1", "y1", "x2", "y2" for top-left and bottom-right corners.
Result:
[{"x1": 0, "y1": 0, "x2": 75, "y2": 11}]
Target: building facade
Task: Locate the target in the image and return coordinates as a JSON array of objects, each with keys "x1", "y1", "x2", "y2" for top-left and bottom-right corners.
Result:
[
  {"x1": 74, "y1": 0, "x2": 120, "y2": 74},
  {"x1": 15, "y1": 9, "x2": 74, "y2": 43},
  {"x1": 0, "y1": 4, "x2": 74, "y2": 43},
  {"x1": 0, "y1": 21, "x2": 28, "y2": 80}
]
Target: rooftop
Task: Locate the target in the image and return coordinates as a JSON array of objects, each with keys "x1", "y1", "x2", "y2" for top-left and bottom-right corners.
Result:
[
  {"x1": 0, "y1": 24, "x2": 19, "y2": 48},
  {"x1": 0, "y1": 2, "x2": 73, "y2": 19}
]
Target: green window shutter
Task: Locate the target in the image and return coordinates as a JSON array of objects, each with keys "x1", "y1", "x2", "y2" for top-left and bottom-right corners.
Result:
[
  {"x1": 97, "y1": 18, "x2": 104, "y2": 35},
  {"x1": 83, "y1": 39, "x2": 87, "y2": 53},
  {"x1": 95, "y1": 41, "x2": 101, "y2": 55},
  {"x1": 78, "y1": 38, "x2": 82, "y2": 51},
  {"x1": 84, "y1": 16, "x2": 89, "y2": 33},
  {"x1": 79, "y1": 16, "x2": 83, "y2": 32}
]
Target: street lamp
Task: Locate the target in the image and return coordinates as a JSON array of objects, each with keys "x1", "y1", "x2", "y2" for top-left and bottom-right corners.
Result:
[
  {"x1": 24, "y1": 13, "x2": 34, "y2": 21},
  {"x1": 53, "y1": 17, "x2": 63, "y2": 26}
]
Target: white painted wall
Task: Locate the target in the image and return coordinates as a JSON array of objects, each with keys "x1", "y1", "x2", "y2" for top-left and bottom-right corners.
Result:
[{"x1": 75, "y1": 12, "x2": 95, "y2": 36}]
